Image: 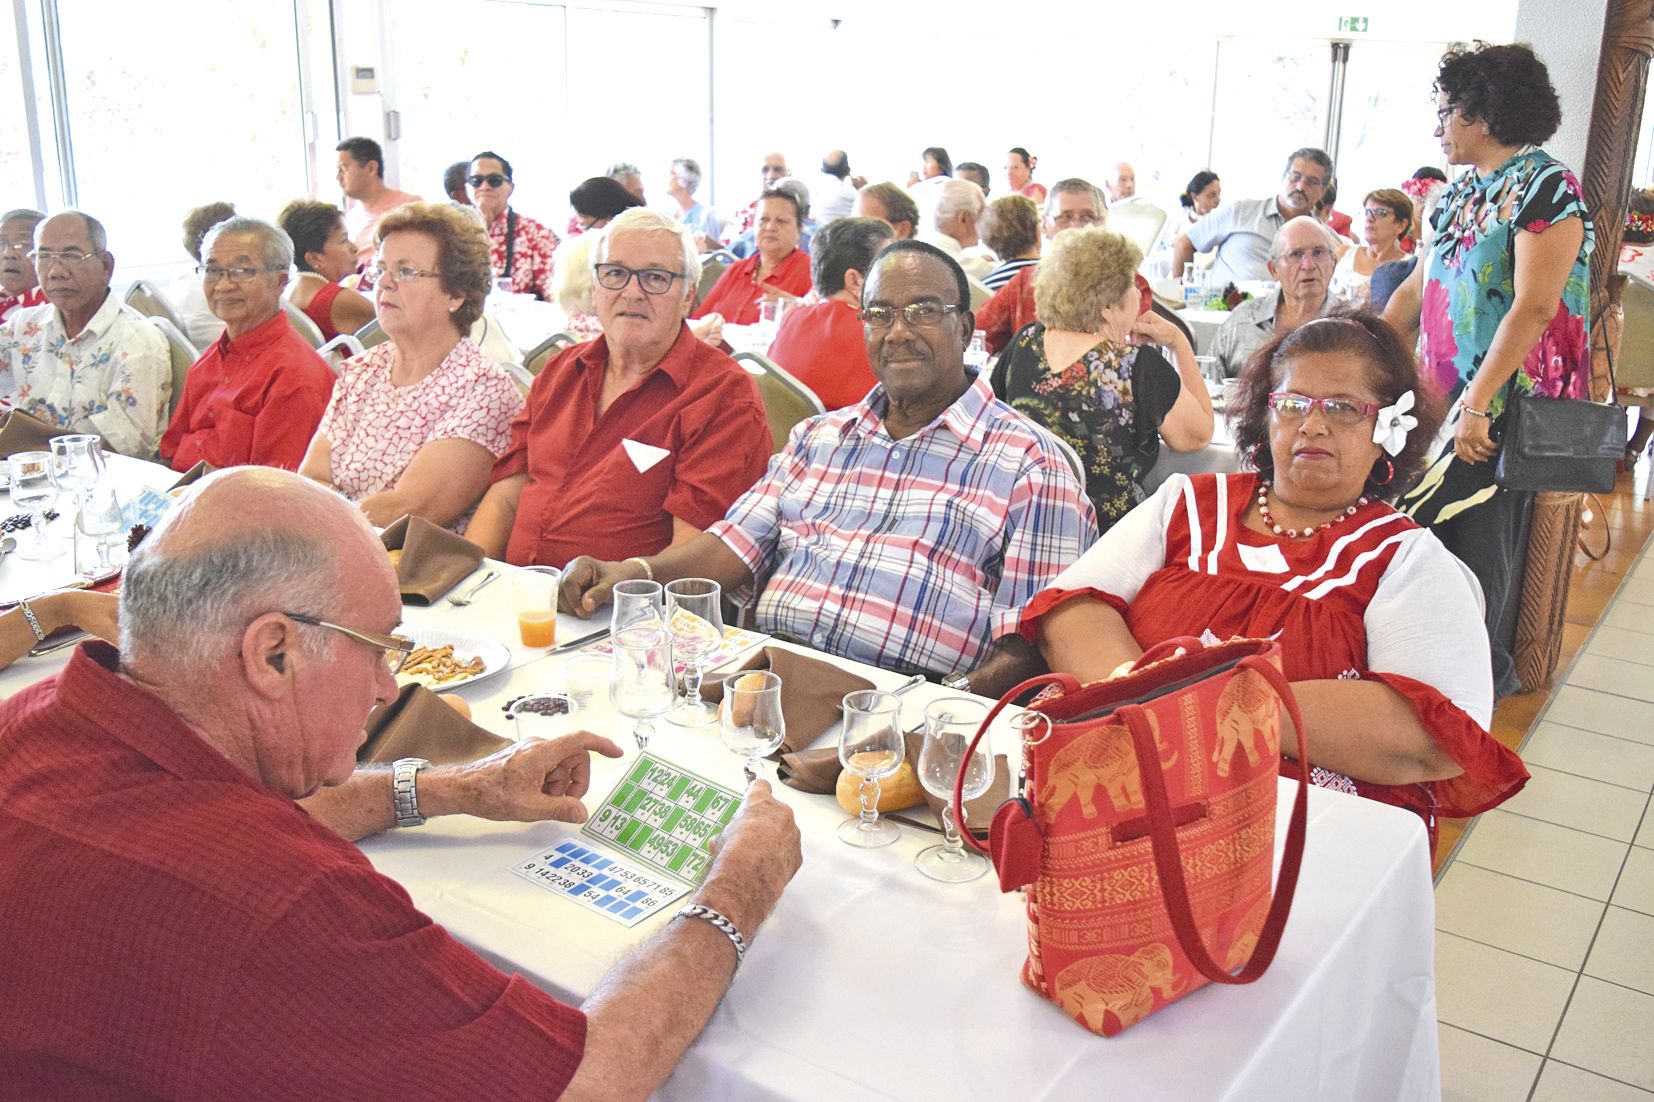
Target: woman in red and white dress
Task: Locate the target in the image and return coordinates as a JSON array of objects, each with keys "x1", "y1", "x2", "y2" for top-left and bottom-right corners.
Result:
[{"x1": 1020, "y1": 312, "x2": 1527, "y2": 852}]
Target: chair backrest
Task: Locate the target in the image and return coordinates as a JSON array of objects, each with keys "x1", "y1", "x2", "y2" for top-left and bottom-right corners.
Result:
[
  {"x1": 124, "y1": 280, "x2": 188, "y2": 333},
  {"x1": 500, "y1": 360, "x2": 535, "y2": 397},
  {"x1": 698, "y1": 258, "x2": 729, "y2": 305},
  {"x1": 1617, "y1": 272, "x2": 1654, "y2": 393},
  {"x1": 733, "y1": 351, "x2": 826, "y2": 452},
  {"x1": 1029, "y1": 423, "x2": 1086, "y2": 486},
  {"x1": 282, "y1": 300, "x2": 326, "y2": 348},
  {"x1": 1108, "y1": 202, "x2": 1169, "y2": 259},
  {"x1": 147, "y1": 316, "x2": 199, "y2": 421},
  {"x1": 524, "y1": 332, "x2": 577, "y2": 376},
  {"x1": 354, "y1": 317, "x2": 389, "y2": 348},
  {"x1": 316, "y1": 333, "x2": 366, "y2": 376}
]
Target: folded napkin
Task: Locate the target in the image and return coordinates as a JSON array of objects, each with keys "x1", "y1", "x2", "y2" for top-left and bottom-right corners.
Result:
[
  {"x1": 702, "y1": 646, "x2": 875, "y2": 755},
  {"x1": 357, "y1": 683, "x2": 511, "y2": 766},
  {"x1": 168, "y1": 459, "x2": 217, "y2": 491},
  {"x1": 774, "y1": 733, "x2": 1008, "y2": 840},
  {"x1": 380, "y1": 514, "x2": 485, "y2": 604},
  {"x1": 775, "y1": 746, "x2": 842, "y2": 793},
  {"x1": 0, "y1": 409, "x2": 58, "y2": 458}
]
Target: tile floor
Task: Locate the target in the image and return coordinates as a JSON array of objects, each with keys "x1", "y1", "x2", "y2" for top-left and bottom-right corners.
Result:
[{"x1": 1436, "y1": 460, "x2": 1654, "y2": 1100}]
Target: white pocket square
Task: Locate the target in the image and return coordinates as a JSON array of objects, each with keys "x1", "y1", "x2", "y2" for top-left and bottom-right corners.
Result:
[{"x1": 622, "y1": 438, "x2": 670, "y2": 473}]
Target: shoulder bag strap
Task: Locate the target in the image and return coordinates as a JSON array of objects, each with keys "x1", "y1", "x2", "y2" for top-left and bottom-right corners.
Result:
[
  {"x1": 1121, "y1": 653, "x2": 1310, "y2": 984},
  {"x1": 955, "y1": 672, "x2": 1077, "y2": 856}
]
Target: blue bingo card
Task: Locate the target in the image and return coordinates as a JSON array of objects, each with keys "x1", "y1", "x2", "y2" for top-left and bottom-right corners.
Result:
[{"x1": 510, "y1": 839, "x2": 687, "y2": 928}]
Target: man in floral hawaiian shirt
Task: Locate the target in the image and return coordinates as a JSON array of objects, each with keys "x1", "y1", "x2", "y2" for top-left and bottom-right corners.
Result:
[{"x1": 0, "y1": 211, "x2": 169, "y2": 457}]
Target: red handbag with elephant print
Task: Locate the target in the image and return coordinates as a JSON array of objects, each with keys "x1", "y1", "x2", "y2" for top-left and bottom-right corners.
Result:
[{"x1": 955, "y1": 636, "x2": 1309, "y2": 1036}]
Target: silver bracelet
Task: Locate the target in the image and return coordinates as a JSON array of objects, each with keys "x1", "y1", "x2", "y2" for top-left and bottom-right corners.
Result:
[
  {"x1": 675, "y1": 903, "x2": 747, "y2": 966},
  {"x1": 623, "y1": 556, "x2": 654, "y2": 581},
  {"x1": 16, "y1": 596, "x2": 46, "y2": 643}
]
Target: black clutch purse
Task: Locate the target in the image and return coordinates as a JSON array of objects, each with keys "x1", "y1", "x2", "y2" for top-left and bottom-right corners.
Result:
[{"x1": 1494, "y1": 315, "x2": 1627, "y2": 494}]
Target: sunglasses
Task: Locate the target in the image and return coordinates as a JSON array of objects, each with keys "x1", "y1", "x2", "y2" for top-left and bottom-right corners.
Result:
[{"x1": 468, "y1": 173, "x2": 509, "y2": 188}]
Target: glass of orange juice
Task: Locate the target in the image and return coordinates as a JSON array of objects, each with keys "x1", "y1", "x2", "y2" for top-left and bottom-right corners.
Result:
[{"x1": 510, "y1": 566, "x2": 561, "y2": 648}]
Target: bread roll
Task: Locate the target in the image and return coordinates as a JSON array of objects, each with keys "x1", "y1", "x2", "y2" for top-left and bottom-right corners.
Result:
[
  {"x1": 728, "y1": 671, "x2": 770, "y2": 727},
  {"x1": 836, "y1": 757, "x2": 924, "y2": 815},
  {"x1": 438, "y1": 694, "x2": 471, "y2": 719}
]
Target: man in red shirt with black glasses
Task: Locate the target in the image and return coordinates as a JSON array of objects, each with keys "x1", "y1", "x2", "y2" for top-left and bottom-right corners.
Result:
[{"x1": 0, "y1": 467, "x2": 800, "y2": 1101}]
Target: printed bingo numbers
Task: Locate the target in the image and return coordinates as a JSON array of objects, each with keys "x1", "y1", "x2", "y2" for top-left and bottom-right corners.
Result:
[{"x1": 581, "y1": 754, "x2": 742, "y2": 885}]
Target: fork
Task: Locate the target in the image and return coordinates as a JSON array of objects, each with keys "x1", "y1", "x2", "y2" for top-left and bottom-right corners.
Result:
[{"x1": 446, "y1": 569, "x2": 499, "y2": 606}]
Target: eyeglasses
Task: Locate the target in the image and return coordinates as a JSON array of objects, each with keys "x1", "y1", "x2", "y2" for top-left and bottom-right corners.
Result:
[
  {"x1": 371, "y1": 262, "x2": 442, "y2": 285},
  {"x1": 1285, "y1": 171, "x2": 1327, "y2": 189},
  {"x1": 285, "y1": 612, "x2": 415, "y2": 674},
  {"x1": 0, "y1": 238, "x2": 34, "y2": 254},
  {"x1": 467, "y1": 172, "x2": 509, "y2": 188},
  {"x1": 593, "y1": 263, "x2": 685, "y2": 295},
  {"x1": 1279, "y1": 246, "x2": 1334, "y2": 265},
  {"x1": 1362, "y1": 208, "x2": 1395, "y2": 220},
  {"x1": 1267, "y1": 391, "x2": 1382, "y2": 424},
  {"x1": 1050, "y1": 211, "x2": 1100, "y2": 228},
  {"x1": 27, "y1": 249, "x2": 101, "y2": 269},
  {"x1": 197, "y1": 265, "x2": 278, "y2": 285},
  {"x1": 860, "y1": 302, "x2": 964, "y2": 329},
  {"x1": 1435, "y1": 105, "x2": 1458, "y2": 126}
]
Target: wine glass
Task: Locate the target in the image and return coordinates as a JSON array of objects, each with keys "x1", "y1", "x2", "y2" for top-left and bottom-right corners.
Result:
[
  {"x1": 48, "y1": 434, "x2": 105, "y2": 508},
  {"x1": 664, "y1": 578, "x2": 724, "y2": 727},
  {"x1": 612, "y1": 578, "x2": 665, "y2": 632},
  {"x1": 7, "y1": 451, "x2": 58, "y2": 560},
  {"x1": 720, "y1": 671, "x2": 785, "y2": 783},
  {"x1": 610, "y1": 625, "x2": 674, "y2": 750},
  {"x1": 75, "y1": 485, "x2": 124, "y2": 575},
  {"x1": 836, "y1": 689, "x2": 905, "y2": 848},
  {"x1": 915, "y1": 697, "x2": 995, "y2": 882}
]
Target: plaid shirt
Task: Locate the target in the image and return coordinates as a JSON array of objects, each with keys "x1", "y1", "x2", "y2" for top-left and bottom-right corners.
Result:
[{"x1": 709, "y1": 373, "x2": 1098, "y2": 675}]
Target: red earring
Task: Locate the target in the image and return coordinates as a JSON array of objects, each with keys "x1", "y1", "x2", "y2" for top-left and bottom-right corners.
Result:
[{"x1": 1372, "y1": 457, "x2": 1395, "y2": 486}]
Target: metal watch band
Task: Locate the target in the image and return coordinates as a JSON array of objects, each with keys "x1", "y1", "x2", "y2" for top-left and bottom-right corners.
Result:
[
  {"x1": 16, "y1": 597, "x2": 46, "y2": 643},
  {"x1": 941, "y1": 671, "x2": 972, "y2": 692},
  {"x1": 675, "y1": 903, "x2": 747, "y2": 966},
  {"x1": 391, "y1": 758, "x2": 431, "y2": 828}
]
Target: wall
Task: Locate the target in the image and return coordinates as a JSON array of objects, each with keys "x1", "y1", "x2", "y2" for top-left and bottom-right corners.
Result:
[{"x1": 1515, "y1": 0, "x2": 1610, "y2": 172}]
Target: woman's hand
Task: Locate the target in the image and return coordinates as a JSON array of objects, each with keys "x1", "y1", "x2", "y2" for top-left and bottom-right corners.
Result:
[
  {"x1": 1129, "y1": 310, "x2": 1181, "y2": 347},
  {"x1": 1453, "y1": 410, "x2": 1497, "y2": 464}
]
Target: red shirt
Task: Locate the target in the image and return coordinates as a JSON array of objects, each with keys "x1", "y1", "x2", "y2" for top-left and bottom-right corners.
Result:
[
  {"x1": 488, "y1": 207, "x2": 560, "y2": 301},
  {"x1": 159, "y1": 311, "x2": 337, "y2": 472},
  {"x1": 493, "y1": 323, "x2": 771, "y2": 566},
  {"x1": 691, "y1": 249, "x2": 812, "y2": 325},
  {"x1": 978, "y1": 267, "x2": 1154, "y2": 354},
  {"x1": 0, "y1": 285, "x2": 45, "y2": 321},
  {"x1": 0, "y1": 643, "x2": 587, "y2": 1100},
  {"x1": 765, "y1": 298, "x2": 876, "y2": 410}
]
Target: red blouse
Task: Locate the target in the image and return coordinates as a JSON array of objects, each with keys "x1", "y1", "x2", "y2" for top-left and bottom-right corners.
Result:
[{"x1": 691, "y1": 249, "x2": 812, "y2": 326}]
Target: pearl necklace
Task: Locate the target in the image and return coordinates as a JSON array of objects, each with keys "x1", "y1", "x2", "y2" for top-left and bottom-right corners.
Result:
[{"x1": 1256, "y1": 483, "x2": 1367, "y2": 539}]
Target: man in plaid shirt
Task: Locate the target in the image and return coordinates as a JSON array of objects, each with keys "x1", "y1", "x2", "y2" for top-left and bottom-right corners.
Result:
[{"x1": 562, "y1": 241, "x2": 1097, "y2": 696}]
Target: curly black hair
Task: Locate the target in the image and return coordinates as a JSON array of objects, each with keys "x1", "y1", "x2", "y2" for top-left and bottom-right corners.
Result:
[
  {"x1": 1230, "y1": 310, "x2": 1445, "y2": 499},
  {"x1": 1436, "y1": 42, "x2": 1562, "y2": 148}
]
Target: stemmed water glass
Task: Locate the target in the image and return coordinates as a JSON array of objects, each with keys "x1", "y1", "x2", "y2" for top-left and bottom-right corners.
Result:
[
  {"x1": 611, "y1": 578, "x2": 665, "y2": 632},
  {"x1": 720, "y1": 671, "x2": 785, "y2": 783},
  {"x1": 75, "y1": 485, "x2": 124, "y2": 575},
  {"x1": 610, "y1": 625, "x2": 674, "y2": 750},
  {"x1": 48, "y1": 434, "x2": 105, "y2": 509},
  {"x1": 915, "y1": 697, "x2": 995, "y2": 882},
  {"x1": 664, "y1": 578, "x2": 724, "y2": 727},
  {"x1": 836, "y1": 689, "x2": 905, "y2": 848},
  {"x1": 7, "y1": 451, "x2": 58, "y2": 560}
]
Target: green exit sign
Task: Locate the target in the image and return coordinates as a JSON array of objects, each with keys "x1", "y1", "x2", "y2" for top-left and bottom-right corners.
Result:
[{"x1": 1338, "y1": 15, "x2": 1370, "y2": 31}]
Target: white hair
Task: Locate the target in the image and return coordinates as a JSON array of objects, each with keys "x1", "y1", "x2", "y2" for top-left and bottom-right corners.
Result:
[
  {"x1": 553, "y1": 234, "x2": 595, "y2": 315},
  {"x1": 1269, "y1": 215, "x2": 1341, "y2": 262},
  {"x1": 592, "y1": 208, "x2": 701, "y2": 299},
  {"x1": 200, "y1": 215, "x2": 294, "y2": 272},
  {"x1": 671, "y1": 158, "x2": 702, "y2": 194},
  {"x1": 933, "y1": 178, "x2": 986, "y2": 232}
]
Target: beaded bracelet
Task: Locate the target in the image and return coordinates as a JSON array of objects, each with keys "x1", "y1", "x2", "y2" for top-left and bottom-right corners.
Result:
[
  {"x1": 1457, "y1": 401, "x2": 1492, "y2": 419},
  {"x1": 675, "y1": 903, "x2": 747, "y2": 966}
]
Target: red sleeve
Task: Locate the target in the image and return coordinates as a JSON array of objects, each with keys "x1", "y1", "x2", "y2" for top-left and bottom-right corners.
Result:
[
  {"x1": 1016, "y1": 586, "x2": 1131, "y2": 646},
  {"x1": 159, "y1": 352, "x2": 210, "y2": 469},
  {"x1": 1363, "y1": 670, "x2": 1529, "y2": 818},
  {"x1": 662, "y1": 370, "x2": 771, "y2": 528},
  {"x1": 978, "y1": 278, "x2": 1019, "y2": 354}
]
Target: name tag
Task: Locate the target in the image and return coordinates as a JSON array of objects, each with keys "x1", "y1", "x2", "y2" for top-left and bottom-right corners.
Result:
[
  {"x1": 622, "y1": 438, "x2": 670, "y2": 474},
  {"x1": 1237, "y1": 542, "x2": 1289, "y2": 574}
]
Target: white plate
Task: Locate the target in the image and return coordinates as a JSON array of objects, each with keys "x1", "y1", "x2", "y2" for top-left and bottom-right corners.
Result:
[{"x1": 396, "y1": 626, "x2": 510, "y2": 692}]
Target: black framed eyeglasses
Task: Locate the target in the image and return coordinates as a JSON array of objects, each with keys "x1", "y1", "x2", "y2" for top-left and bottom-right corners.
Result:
[
  {"x1": 593, "y1": 263, "x2": 685, "y2": 295},
  {"x1": 1435, "y1": 105, "x2": 1458, "y2": 127},
  {"x1": 285, "y1": 613, "x2": 415, "y2": 674},
  {"x1": 859, "y1": 302, "x2": 963, "y2": 329},
  {"x1": 467, "y1": 173, "x2": 509, "y2": 188}
]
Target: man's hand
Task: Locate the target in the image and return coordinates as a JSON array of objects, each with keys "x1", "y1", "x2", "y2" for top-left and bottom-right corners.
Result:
[
  {"x1": 421, "y1": 732, "x2": 625, "y2": 824},
  {"x1": 694, "y1": 781, "x2": 801, "y2": 935},
  {"x1": 559, "y1": 556, "x2": 641, "y2": 616}
]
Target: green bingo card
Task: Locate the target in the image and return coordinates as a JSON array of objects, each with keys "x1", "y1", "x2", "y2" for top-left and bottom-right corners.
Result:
[{"x1": 581, "y1": 754, "x2": 742, "y2": 886}]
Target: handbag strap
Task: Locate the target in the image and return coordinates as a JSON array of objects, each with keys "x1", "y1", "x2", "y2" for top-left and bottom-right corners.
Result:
[
  {"x1": 1121, "y1": 653, "x2": 1311, "y2": 985},
  {"x1": 1591, "y1": 308, "x2": 1621, "y2": 404},
  {"x1": 954, "y1": 672, "x2": 1078, "y2": 856}
]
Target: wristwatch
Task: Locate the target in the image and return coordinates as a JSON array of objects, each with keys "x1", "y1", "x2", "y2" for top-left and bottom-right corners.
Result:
[
  {"x1": 941, "y1": 671, "x2": 972, "y2": 692},
  {"x1": 391, "y1": 757, "x2": 432, "y2": 828}
]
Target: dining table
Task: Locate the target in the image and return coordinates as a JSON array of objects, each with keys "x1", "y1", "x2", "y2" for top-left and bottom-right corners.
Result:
[{"x1": 0, "y1": 457, "x2": 1442, "y2": 1101}]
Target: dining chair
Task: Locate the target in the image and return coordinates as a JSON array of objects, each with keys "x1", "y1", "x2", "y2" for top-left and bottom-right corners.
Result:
[
  {"x1": 524, "y1": 333, "x2": 576, "y2": 376},
  {"x1": 733, "y1": 351, "x2": 826, "y2": 452},
  {"x1": 316, "y1": 333, "x2": 366, "y2": 376},
  {"x1": 281, "y1": 300, "x2": 326, "y2": 348},
  {"x1": 146, "y1": 316, "x2": 200, "y2": 421},
  {"x1": 354, "y1": 318, "x2": 389, "y2": 348},
  {"x1": 123, "y1": 280, "x2": 188, "y2": 334}
]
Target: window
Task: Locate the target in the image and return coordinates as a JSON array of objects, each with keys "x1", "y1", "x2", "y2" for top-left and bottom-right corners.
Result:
[
  {"x1": 1336, "y1": 42, "x2": 1453, "y2": 223},
  {"x1": 1208, "y1": 38, "x2": 1330, "y2": 203}
]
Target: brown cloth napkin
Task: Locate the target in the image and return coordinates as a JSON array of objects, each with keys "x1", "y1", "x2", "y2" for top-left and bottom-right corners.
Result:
[
  {"x1": 380, "y1": 514, "x2": 485, "y2": 604},
  {"x1": 775, "y1": 746, "x2": 842, "y2": 793},
  {"x1": 168, "y1": 459, "x2": 217, "y2": 491},
  {"x1": 357, "y1": 683, "x2": 511, "y2": 766},
  {"x1": 0, "y1": 409, "x2": 58, "y2": 458},
  {"x1": 702, "y1": 646, "x2": 875, "y2": 754}
]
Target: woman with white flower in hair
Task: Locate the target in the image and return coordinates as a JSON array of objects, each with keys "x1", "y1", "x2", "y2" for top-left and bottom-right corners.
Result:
[{"x1": 1016, "y1": 311, "x2": 1528, "y2": 855}]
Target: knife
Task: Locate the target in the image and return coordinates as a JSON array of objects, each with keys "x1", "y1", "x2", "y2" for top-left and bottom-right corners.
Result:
[{"x1": 549, "y1": 626, "x2": 611, "y2": 654}]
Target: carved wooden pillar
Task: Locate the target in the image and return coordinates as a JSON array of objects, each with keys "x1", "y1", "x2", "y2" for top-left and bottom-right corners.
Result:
[{"x1": 1516, "y1": 0, "x2": 1654, "y2": 693}]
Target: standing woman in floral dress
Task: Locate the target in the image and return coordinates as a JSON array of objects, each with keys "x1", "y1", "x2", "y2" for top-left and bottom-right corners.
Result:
[{"x1": 1383, "y1": 41, "x2": 1593, "y2": 698}]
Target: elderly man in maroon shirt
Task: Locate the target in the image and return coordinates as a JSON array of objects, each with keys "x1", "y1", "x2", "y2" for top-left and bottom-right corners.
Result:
[
  {"x1": 159, "y1": 215, "x2": 336, "y2": 472},
  {"x1": 470, "y1": 208, "x2": 771, "y2": 567},
  {"x1": 0, "y1": 467, "x2": 800, "y2": 1100}
]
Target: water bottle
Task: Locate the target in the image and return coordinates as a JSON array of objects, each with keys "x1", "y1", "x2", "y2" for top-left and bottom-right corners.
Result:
[{"x1": 1181, "y1": 262, "x2": 1203, "y2": 309}]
